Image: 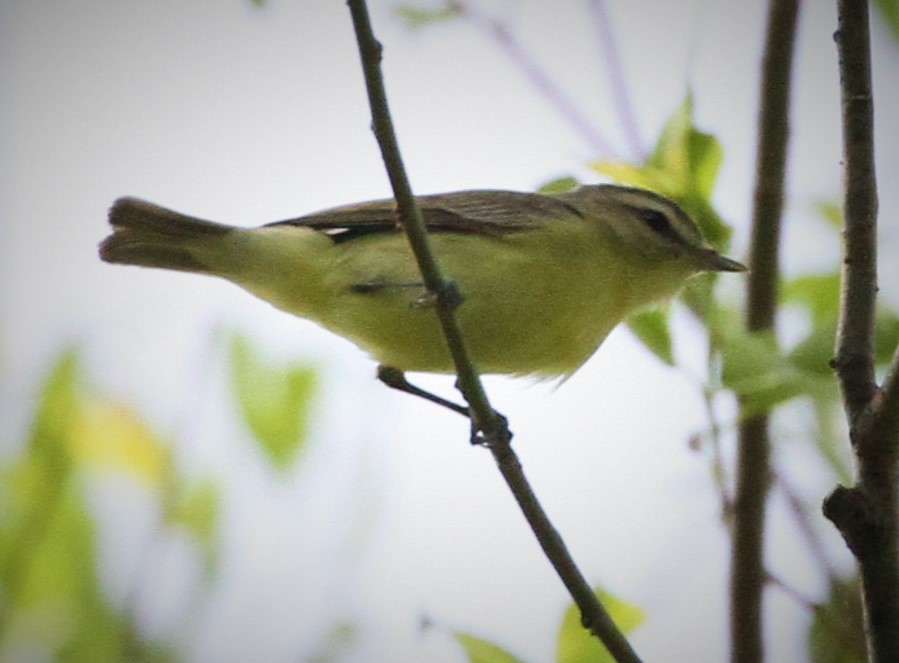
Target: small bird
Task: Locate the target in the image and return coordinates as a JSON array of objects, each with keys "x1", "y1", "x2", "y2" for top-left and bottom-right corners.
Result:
[{"x1": 99, "y1": 185, "x2": 745, "y2": 379}]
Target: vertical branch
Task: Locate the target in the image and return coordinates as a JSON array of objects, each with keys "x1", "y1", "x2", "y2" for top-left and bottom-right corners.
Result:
[
  {"x1": 823, "y1": 2, "x2": 899, "y2": 662},
  {"x1": 831, "y1": 0, "x2": 878, "y2": 424},
  {"x1": 730, "y1": 1, "x2": 800, "y2": 662},
  {"x1": 345, "y1": 3, "x2": 643, "y2": 661}
]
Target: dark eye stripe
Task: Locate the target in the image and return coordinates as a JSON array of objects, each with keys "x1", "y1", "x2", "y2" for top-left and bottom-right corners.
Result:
[
  {"x1": 639, "y1": 208, "x2": 671, "y2": 234},
  {"x1": 626, "y1": 205, "x2": 686, "y2": 245}
]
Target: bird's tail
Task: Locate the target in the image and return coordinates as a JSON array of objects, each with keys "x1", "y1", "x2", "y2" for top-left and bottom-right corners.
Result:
[{"x1": 99, "y1": 197, "x2": 232, "y2": 273}]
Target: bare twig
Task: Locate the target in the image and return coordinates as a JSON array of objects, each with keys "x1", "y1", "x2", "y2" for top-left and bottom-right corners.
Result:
[
  {"x1": 452, "y1": 0, "x2": 619, "y2": 157},
  {"x1": 772, "y1": 468, "x2": 839, "y2": 585},
  {"x1": 823, "y1": 2, "x2": 899, "y2": 662},
  {"x1": 345, "y1": 2, "x2": 642, "y2": 661},
  {"x1": 766, "y1": 571, "x2": 864, "y2": 657},
  {"x1": 730, "y1": 1, "x2": 800, "y2": 662},
  {"x1": 347, "y1": 0, "x2": 501, "y2": 442},
  {"x1": 585, "y1": 0, "x2": 645, "y2": 159}
]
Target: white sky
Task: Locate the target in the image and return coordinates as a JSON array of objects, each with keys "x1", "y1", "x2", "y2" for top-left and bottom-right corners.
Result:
[{"x1": 2, "y1": 1, "x2": 899, "y2": 662}]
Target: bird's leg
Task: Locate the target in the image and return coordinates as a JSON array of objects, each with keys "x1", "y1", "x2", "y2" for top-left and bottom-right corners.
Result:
[
  {"x1": 377, "y1": 366, "x2": 511, "y2": 446},
  {"x1": 376, "y1": 365, "x2": 470, "y2": 417}
]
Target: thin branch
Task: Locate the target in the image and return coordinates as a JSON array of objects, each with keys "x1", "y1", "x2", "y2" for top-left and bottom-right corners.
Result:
[
  {"x1": 345, "y1": 3, "x2": 642, "y2": 661},
  {"x1": 832, "y1": 0, "x2": 879, "y2": 425},
  {"x1": 730, "y1": 1, "x2": 800, "y2": 662},
  {"x1": 347, "y1": 0, "x2": 500, "y2": 441},
  {"x1": 766, "y1": 571, "x2": 864, "y2": 657},
  {"x1": 585, "y1": 0, "x2": 645, "y2": 159},
  {"x1": 823, "y1": 2, "x2": 899, "y2": 662},
  {"x1": 452, "y1": 0, "x2": 619, "y2": 157},
  {"x1": 772, "y1": 468, "x2": 839, "y2": 585}
]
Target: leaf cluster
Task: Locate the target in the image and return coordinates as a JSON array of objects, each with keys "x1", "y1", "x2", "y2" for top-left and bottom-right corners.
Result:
[{"x1": 0, "y1": 333, "x2": 322, "y2": 660}]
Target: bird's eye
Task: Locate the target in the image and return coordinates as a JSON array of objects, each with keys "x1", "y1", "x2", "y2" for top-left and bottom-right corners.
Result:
[{"x1": 639, "y1": 208, "x2": 672, "y2": 234}]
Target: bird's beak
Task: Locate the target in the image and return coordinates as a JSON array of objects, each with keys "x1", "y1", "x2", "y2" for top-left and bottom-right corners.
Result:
[{"x1": 699, "y1": 248, "x2": 748, "y2": 272}]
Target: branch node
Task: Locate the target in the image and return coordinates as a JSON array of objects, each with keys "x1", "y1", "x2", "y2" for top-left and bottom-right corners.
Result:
[{"x1": 822, "y1": 485, "x2": 881, "y2": 559}]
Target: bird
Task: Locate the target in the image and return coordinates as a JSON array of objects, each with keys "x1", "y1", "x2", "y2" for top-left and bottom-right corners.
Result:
[{"x1": 99, "y1": 184, "x2": 745, "y2": 381}]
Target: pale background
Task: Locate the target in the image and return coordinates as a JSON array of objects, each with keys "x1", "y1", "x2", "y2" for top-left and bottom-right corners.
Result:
[{"x1": 2, "y1": 1, "x2": 899, "y2": 662}]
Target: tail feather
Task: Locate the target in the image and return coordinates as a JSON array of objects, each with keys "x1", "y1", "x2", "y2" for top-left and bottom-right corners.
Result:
[{"x1": 99, "y1": 197, "x2": 232, "y2": 272}]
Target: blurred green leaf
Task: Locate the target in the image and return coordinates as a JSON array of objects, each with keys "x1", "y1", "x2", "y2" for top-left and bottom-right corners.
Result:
[
  {"x1": 28, "y1": 347, "x2": 80, "y2": 469},
  {"x1": 539, "y1": 176, "x2": 580, "y2": 195},
  {"x1": 787, "y1": 324, "x2": 837, "y2": 377},
  {"x1": 453, "y1": 631, "x2": 527, "y2": 663},
  {"x1": 721, "y1": 331, "x2": 831, "y2": 416},
  {"x1": 647, "y1": 94, "x2": 723, "y2": 202},
  {"x1": 1, "y1": 348, "x2": 81, "y2": 610},
  {"x1": 811, "y1": 398, "x2": 853, "y2": 484},
  {"x1": 783, "y1": 272, "x2": 841, "y2": 327},
  {"x1": 24, "y1": 491, "x2": 131, "y2": 663},
  {"x1": 307, "y1": 621, "x2": 359, "y2": 663},
  {"x1": 69, "y1": 401, "x2": 170, "y2": 485},
  {"x1": 783, "y1": 273, "x2": 899, "y2": 372},
  {"x1": 813, "y1": 200, "x2": 843, "y2": 231},
  {"x1": 592, "y1": 95, "x2": 731, "y2": 249},
  {"x1": 1, "y1": 348, "x2": 181, "y2": 661},
  {"x1": 809, "y1": 576, "x2": 866, "y2": 663},
  {"x1": 166, "y1": 478, "x2": 221, "y2": 574},
  {"x1": 874, "y1": 309, "x2": 899, "y2": 366},
  {"x1": 0, "y1": 348, "x2": 151, "y2": 661},
  {"x1": 393, "y1": 2, "x2": 462, "y2": 29},
  {"x1": 556, "y1": 588, "x2": 644, "y2": 663},
  {"x1": 875, "y1": 0, "x2": 899, "y2": 42},
  {"x1": 229, "y1": 334, "x2": 318, "y2": 472},
  {"x1": 627, "y1": 307, "x2": 674, "y2": 365}
]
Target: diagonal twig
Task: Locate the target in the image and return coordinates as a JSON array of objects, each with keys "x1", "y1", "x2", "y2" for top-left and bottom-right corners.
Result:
[
  {"x1": 345, "y1": 2, "x2": 642, "y2": 661},
  {"x1": 585, "y1": 0, "x2": 645, "y2": 159},
  {"x1": 452, "y1": 0, "x2": 619, "y2": 157}
]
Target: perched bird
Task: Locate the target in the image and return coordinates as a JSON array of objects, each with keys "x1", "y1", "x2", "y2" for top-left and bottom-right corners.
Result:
[{"x1": 99, "y1": 185, "x2": 745, "y2": 379}]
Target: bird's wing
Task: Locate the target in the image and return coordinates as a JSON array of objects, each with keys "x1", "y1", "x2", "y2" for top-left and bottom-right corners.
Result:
[{"x1": 265, "y1": 190, "x2": 584, "y2": 243}]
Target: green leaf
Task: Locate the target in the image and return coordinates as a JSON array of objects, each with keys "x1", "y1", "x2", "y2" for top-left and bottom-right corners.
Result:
[
  {"x1": 720, "y1": 331, "x2": 829, "y2": 416},
  {"x1": 646, "y1": 94, "x2": 723, "y2": 201},
  {"x1": 166, "y1": 478, "x2": 221, "y2": 573},
  {"x1": 875, "y1": 0, "x2": 899, "y2": 42},
  {"x1": 813, "y1": 199, "x2": 843, "y2": 231},
  {"x1": 69, "y1": 401, "x2": 170, "y2": 485},
  {"x1": 782, "y1": 275, "x2": 899, "y2": 370},
  {"x1": 556, "y1": 588, "x2": 644, "y2": 663},
  {"x1": 539, "y1": 176, "x2": 580, "y2": 195},
  {"x1": 874, "y1": 309, "x2": 899, "y2": 366},
  {"x1": 627, "y1": 307, "x2": 674, "y2": 365},
  {"x1": 29, "y1": 347, "x2": 80, "y2": 469},
  {"x1": 592, "y1": 95, "x2": 731, "y2": 249},
  {"x1": 393, "y1": 2, "x2": 462, "y2": 29},
  {"x1": 0, "y1": 347, "x2": 179, "y2": 661},
  {"x1": 1, "y1": 348, "x2": 82, "y2": 608},
  {"x1": 782, "y1": 272, "x2": 841, "y2": 327},
  {"x1": 787, "y1": 323, "x2": 838, "y2": 377},
  {"x1": 453, "y1": 632, "x2": 527, "y2": 663},
  {"x1": 808, "y1": 576, "x2": 866, "y2": 663},
  {"x1": 229, "y1": 334, "x2": 317, "y2": 472}
]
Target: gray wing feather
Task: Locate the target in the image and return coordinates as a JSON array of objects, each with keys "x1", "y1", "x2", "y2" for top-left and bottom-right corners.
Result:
[{"x1": 265, "y1": 190, "x2": 583, "y2": 242}]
